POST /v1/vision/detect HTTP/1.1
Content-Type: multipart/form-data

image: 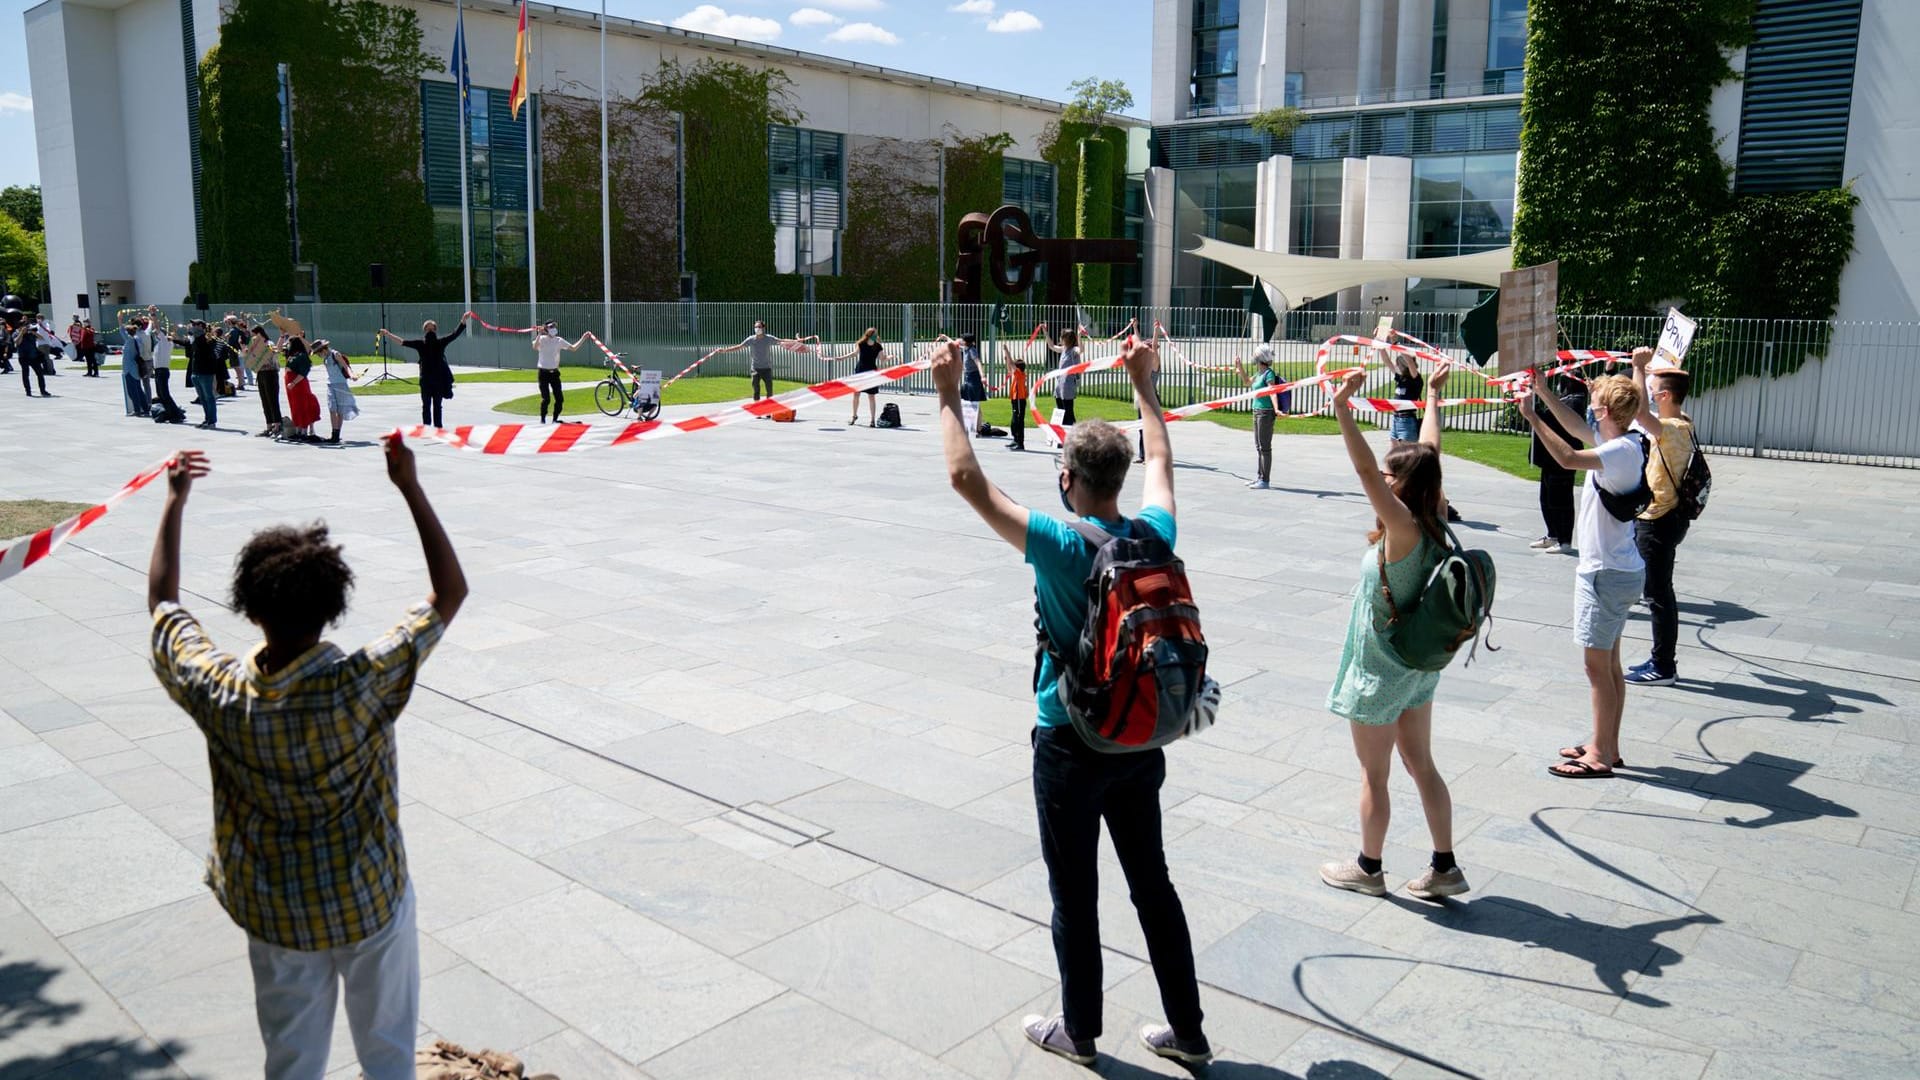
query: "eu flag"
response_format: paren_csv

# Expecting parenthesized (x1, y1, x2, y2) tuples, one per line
(450, 8, 470, 116)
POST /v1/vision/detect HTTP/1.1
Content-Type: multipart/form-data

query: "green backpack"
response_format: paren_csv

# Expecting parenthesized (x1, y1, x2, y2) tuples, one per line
(1376, 525, 1498, 672)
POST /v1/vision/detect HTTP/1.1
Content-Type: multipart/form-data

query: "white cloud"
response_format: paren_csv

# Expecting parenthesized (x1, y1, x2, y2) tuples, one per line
(826, 21, 899, 44)
(672, 5, 782, 40)
(809, 0, 884, 10)
(790, 7, 841, 26)
(950, 0, 995, 12)
(0, 93, 31, 115)
(987, 10, 1042, 32)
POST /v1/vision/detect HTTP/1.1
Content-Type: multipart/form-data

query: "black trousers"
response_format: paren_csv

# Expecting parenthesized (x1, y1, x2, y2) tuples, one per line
(538, 368, 564, 419)
(1059, 398, 1077, 426)
(1538, 461, 1575, 543)
(1010, 397, 1027, 447)
(84, 348, 101, 375)
(421, 392, 444, 427)
(1635, 511, 1691, 671)
(258, 369, 283, 426)
(19, 353, 46, 395)
(1032, 724, 1204, 1042)
(752, 368, 774, 400)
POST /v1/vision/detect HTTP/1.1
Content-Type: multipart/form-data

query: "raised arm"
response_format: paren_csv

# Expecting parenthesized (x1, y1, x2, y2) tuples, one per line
(1513, 388, 1603, 472)
(1628, 346, 1662, 435)
(383, 434, 467, 624)
(1130, 342, 1175, 518)
(1332, 372, 1417, 543)
(933, 340, 1029, 551)
(1535, 369, 1597, 447)
(147, 452, 211, 612)
(568, 334, 589, 351)
(1419, 362, 1449, 450)
(442, 321, 466, 344)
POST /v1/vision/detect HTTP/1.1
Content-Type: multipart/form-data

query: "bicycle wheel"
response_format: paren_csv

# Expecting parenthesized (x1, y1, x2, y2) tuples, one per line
(593, 379, 626, 417)
(638, 399, 661, 421)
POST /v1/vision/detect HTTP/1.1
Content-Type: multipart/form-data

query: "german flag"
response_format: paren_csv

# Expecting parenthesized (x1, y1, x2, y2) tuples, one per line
(509, 0, 529, 119)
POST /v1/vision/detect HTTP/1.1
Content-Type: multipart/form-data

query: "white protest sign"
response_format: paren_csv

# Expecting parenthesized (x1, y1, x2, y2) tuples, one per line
(638, 369, 662, 402)
(1654, 308, 1697, 369)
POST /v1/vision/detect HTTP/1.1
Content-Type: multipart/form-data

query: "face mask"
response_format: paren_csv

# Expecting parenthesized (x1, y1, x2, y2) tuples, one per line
(1058, 472, 1075, 514)
(1585, 407, 1598, 430)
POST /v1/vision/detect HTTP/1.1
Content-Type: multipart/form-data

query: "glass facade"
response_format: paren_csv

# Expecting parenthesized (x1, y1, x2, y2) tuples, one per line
(1002, 158, 1057, 237)
(1408, 151, 1515, 257)
(1289, 160, 1343, 259)
(1485, 0, 1527, 92)
(1190, 0, 1239, 114)
(421, 81, 533, 299)
(769, 124, 845, 277)
(1174, 164, 1255, 308)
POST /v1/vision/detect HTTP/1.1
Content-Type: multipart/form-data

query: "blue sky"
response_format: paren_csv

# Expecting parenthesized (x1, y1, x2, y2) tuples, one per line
(0, 0, 1151, 192)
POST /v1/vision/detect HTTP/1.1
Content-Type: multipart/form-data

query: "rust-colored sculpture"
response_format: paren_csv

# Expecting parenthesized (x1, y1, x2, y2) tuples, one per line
(952, 205, 1139, 305)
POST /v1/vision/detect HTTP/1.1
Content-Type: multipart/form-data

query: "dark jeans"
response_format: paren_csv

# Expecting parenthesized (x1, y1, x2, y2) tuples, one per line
(1253, 409, 1276, 482)
(84, 348, 101, 376)
(421, 392, 444, 428)
(20, 353, 46, 394)
(752, 368, 774, 400)
(1059, 398, 1077, 426)
(191, 373, 218, 425)
(538, 368, 564, 420)
(1635, 511, 1691, 671)
(1539, 461, 1575, 544)
(258, 369, 283, 427)
(1010, 397, 1026, 447)
(1032, 724, 1204, 1042)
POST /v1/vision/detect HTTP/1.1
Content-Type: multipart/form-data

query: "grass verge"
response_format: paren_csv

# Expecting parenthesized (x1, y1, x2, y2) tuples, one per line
(491, 376, 809, 417)
(0, 500, 93, 542)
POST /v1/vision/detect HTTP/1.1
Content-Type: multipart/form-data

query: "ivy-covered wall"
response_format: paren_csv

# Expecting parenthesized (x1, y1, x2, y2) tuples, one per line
(1514, 0, 1858, 327)
(535, 89, 680, 301)
(1041, 120, 1128, 303)
(1074, 138, 1115, 306)
(818, 135, 940, 303)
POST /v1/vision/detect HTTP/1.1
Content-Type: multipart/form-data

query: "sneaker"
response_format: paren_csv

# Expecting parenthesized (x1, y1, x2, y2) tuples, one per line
(1319, 860, 1387, 896)
(1404, 866, 1471, 900)
(1140, 1025, 1213, 1064)
(1529, 536, 1558, 549)
(1022, 1014, 1094, 1065)
(1626, 664, 1677, 687)
(1007, 443, 1022, 451)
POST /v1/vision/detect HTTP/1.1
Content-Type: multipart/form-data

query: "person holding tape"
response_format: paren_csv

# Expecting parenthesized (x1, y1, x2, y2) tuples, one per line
(380, 317, 466, 428)
(1047, 329, 1081, 427)
(1625, 348, 1697, 688)
(532, 322, 586, 424)
(831, 328, 887, 427)
(1321, 364, 1470, 900)
(715, 320, 783, 402)
(1240, 346, 1283, 489)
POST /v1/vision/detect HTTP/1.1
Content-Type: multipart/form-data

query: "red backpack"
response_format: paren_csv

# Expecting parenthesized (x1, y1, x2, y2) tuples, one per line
(1037, 521, 1219, 752)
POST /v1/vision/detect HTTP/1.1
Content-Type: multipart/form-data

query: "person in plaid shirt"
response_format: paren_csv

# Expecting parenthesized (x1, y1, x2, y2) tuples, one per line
(147, 435, 466, 1079)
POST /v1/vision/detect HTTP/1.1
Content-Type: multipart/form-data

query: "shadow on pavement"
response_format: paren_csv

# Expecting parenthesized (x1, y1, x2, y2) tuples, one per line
(0, 954, 185, 1078)
(1626, 750, 1860, 830)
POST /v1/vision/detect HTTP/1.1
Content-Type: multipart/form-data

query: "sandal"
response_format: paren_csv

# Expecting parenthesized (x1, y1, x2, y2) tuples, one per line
(1557, 744, 1624, 767)
(1548, 759, 1616, 779)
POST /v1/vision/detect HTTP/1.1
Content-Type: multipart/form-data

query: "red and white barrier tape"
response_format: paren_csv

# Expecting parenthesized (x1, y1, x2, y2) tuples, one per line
(1026, 368, 1358, 448)
(0, 459, 172, 585)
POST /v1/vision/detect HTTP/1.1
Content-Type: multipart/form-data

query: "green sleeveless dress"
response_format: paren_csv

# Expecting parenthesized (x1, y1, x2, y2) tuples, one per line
(1327, 533, 1445, 725)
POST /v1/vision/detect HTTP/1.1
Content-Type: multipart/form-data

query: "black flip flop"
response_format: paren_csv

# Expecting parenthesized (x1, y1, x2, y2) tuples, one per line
(1548, 759, 1616, 779)
(1557, 744, 1624, 767)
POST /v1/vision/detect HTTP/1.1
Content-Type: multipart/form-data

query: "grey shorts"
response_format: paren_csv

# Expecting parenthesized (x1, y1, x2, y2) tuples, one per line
(1574, 568, 1646, 649)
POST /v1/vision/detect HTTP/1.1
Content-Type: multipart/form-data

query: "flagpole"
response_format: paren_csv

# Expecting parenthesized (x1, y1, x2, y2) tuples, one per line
(526, 15, 537, 325)
(599, 0, 612, 344)
(455, 0, 474, 317)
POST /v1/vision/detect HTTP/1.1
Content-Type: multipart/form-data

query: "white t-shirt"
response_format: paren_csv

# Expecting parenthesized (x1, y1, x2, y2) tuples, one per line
(1576, 431, 1649, 574)
(535, 334, 566, 370)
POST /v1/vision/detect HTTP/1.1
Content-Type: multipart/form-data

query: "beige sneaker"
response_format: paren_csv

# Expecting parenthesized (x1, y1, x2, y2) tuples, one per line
(1404, 866, 1471, 900)
(1319, 860, 1387, 896)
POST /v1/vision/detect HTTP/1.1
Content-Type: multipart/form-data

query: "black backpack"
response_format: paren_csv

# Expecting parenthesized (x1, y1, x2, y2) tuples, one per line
(1595, 432, 1654, 522)
(876, 402, 902, 428)
(1657, 434, 1713, 521)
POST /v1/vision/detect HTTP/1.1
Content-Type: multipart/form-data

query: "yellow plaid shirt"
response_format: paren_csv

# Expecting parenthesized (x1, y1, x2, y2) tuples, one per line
(150, 601, 445, 951)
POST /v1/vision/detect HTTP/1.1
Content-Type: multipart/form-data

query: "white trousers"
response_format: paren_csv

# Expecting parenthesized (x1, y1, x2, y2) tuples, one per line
(246, 884, 419, 1080)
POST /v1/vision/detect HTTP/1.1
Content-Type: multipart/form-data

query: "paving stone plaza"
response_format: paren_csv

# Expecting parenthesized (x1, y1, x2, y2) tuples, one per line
(3, 369, 1918, 1079)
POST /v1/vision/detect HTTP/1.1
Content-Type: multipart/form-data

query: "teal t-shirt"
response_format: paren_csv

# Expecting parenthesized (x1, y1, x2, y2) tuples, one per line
(1024, 505, 1177, 727)
(1250, 366, 1281, 411)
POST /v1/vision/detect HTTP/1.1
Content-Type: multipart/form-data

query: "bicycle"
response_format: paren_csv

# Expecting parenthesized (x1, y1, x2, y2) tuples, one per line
(593, 358, 662, 420)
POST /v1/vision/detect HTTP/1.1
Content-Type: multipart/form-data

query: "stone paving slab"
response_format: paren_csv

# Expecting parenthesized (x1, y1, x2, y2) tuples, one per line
(4, 373, 1920, 1077)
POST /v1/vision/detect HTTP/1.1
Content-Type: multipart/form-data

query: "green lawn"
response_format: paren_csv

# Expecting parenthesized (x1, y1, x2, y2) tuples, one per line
(354, 364, 611, 396)
(0, 500, 92, 542)
(491, 375, 809, 417)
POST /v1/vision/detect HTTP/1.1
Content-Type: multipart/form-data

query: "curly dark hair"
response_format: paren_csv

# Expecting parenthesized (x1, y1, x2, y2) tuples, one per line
(230, 523, 354, 640)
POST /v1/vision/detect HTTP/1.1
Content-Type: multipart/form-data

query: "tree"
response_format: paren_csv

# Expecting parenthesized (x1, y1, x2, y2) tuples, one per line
(1249, 106, 1306, 141)
(1061, 78, 1133, 127)
(0, 213, 47, 297)
(0, 185, 42, 234)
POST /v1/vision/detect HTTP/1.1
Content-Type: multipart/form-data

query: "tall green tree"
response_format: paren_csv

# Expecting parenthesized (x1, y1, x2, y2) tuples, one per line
(0, 213, 47, 296)
(0, 185, 42, 234)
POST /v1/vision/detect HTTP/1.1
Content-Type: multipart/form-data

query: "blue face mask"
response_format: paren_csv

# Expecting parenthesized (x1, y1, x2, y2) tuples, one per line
(1586, 407, 1599, 430)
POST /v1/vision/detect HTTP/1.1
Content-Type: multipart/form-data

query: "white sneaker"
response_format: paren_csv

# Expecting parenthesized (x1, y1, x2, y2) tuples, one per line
(1319, 859, 1387, 896)
(1529, 536, 1558, 549)
(1537, 540, 1566, 554)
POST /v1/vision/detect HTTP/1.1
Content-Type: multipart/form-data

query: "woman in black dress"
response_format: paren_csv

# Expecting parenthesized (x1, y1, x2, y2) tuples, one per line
(834, 327, 886, 427)
(380, 317, 466, 427)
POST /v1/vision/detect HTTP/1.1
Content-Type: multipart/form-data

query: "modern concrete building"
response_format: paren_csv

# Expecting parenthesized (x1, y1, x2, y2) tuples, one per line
(25, 0, 1088, 326)
(1143, 0, 1918, 326)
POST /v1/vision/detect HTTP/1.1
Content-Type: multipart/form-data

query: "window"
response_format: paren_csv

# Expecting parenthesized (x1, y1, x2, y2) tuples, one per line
(1484, 0, 1527, 92)
(1173, 165, 1256, 307)
(1190, 0, 1238, 114)
(1290, 160, 1343, 259)
(769, 124, 845, 276)
(1003, 158, 1057, 237)
(1284, 72, 1304, 108)
(1408, 151, 1515, 258)
(1428, 0, 1449, 96)
(1735, 0, 1863, 193)
(420, 81, 536, 289)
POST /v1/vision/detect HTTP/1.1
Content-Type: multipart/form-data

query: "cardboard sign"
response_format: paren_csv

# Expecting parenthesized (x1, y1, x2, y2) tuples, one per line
(1653, 308, 1697, 370)
(638, 369, 662, 403)
(1496, 261, 1558, 375)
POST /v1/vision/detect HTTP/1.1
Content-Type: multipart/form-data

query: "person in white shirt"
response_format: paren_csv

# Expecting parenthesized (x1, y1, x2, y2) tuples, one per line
(1518, 370, 1649, 780)
(531, 322, 586, 424)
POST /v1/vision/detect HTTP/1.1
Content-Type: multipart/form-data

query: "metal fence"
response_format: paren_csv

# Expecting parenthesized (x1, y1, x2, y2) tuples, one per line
(111, 300, 1920, 466)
